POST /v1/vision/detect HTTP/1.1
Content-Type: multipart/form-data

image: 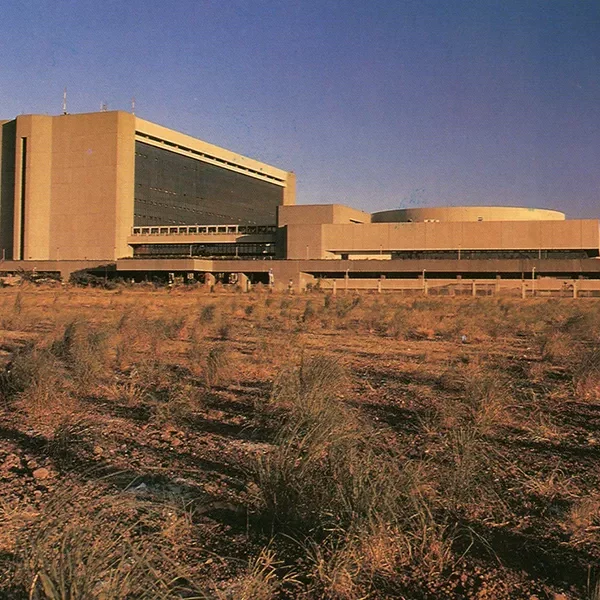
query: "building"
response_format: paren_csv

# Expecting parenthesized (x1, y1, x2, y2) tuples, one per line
(0, 111, 295, 262)
(1, 110, 599, 295)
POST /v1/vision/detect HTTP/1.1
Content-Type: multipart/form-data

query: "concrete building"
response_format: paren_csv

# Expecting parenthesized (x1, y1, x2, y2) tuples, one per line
(0, 111, 295, 262)
(0, 110, 599, 295)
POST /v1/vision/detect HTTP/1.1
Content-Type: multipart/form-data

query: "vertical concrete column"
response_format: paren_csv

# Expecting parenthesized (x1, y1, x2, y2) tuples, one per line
(237, 272, 250, 292)
(472, 281, 476, 297)
(204, 273, 216, 290)
(332, 280, 337, 295)
(573, 280, 578, 299)
(377, 279, 382, 294)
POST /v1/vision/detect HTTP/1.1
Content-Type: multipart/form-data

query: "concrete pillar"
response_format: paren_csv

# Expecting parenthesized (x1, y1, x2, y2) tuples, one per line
(332, 280, 337, 295)
(573, 280, 578, 299)
(377, 279, 382, 294)
(236, 272, 250, 292)
(471, 281, 476, 297)
(204, 273, 216, 290)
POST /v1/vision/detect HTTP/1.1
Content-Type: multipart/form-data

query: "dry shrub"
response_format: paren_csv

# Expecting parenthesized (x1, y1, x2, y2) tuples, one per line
(151, 315, 187, 341)
(254, 354, 440, 582)
(198, 303, 218, 324)
(540, 330, 578, 365)
(218, 546, 298, 600)
(573, 345, 600, 402)
(51, 320, 112, 390)
(429, 366, 512, 434)
(260, 354, 348, 431)
(217, 317, 233, 341)
(522, 467, 577, 503)
(462, 368, 513, 433)
(47, 415, 90, 465)
(525, 411, 563, 443)
(13, 483, 202, 600)
(565, 494, 600, 537)
(205, 346, 229, 388)
(152, 382, 203, 426)
(187, 326, 207, 376)
(437, 426, 506, 519)
(0, 343, 78, 427)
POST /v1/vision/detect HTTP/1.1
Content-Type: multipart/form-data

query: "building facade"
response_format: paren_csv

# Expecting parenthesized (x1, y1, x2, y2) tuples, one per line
(0, 111, 295, 261)
(0, 110, 599, 294)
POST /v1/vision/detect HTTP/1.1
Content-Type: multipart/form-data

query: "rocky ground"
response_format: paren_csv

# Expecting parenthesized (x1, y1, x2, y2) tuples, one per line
(0, 286, 599, 599)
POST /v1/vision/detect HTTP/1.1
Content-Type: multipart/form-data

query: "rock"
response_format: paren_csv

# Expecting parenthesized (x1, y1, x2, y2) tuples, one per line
(171, 438, 183, 447)
(93, 445, 104, 456)
(32, 467, 50, 481)
(1, 453, 22, 472)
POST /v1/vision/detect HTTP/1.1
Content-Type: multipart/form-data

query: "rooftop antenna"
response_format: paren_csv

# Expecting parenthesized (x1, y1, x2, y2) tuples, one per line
(100, 101, 108, 112)
(131, 97, 136, 115)
(62, 88, 67, 115)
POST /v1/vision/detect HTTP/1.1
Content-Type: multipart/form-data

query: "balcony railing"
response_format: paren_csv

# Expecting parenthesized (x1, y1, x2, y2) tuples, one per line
(131, 224, 277, 236)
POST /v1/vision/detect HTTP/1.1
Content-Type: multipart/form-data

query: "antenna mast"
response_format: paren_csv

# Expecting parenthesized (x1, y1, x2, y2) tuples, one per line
(131, 97, 136, 115)
(62, 88, 67, 114)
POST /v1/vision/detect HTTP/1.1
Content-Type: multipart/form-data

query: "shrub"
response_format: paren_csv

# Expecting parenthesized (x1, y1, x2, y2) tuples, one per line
(51, 321, 111, 389)
(0, 343, 66, 411)
(199, 303, 217, 324)
(573, 345, 600, 402)
(14, 484, 202, 600)
(205, 346, 228, 388)
(255, 355, 428, 538)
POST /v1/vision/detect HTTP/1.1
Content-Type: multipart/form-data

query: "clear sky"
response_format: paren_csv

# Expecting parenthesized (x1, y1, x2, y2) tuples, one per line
(1, 0, 598, 217)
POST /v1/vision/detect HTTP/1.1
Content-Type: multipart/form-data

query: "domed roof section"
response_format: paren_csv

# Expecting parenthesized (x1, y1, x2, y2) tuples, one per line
(371, 206, 565, 223)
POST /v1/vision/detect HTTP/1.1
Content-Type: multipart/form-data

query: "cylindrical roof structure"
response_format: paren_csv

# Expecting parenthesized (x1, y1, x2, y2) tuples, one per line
(371, 206, 565, 223)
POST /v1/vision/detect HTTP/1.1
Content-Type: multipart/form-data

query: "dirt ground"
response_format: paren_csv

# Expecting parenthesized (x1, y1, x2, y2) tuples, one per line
(0, 285, 599, 599)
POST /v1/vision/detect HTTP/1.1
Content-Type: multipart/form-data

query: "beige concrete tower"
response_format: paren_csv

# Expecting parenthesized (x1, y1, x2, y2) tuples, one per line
(0, 111, 295, 261)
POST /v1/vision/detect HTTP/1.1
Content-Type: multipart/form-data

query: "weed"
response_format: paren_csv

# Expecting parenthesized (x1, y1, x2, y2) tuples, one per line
(573, 344, 600, 401)
(152, 382, 203, 425)
(199, 303, 217, 324)
(205, 346, 228, 388)
(15, 484, 203, 600)
(47, 416, 89, 465)
(219, 546, 298, 600)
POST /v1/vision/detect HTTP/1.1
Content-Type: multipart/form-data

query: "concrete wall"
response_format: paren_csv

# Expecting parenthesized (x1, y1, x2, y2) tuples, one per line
(48, 111, 136, 260)
(313, 220, 600, 258)
(278, 204, 371, 227)
(372, 206, 566, 223)
(8, 112, 134, 260)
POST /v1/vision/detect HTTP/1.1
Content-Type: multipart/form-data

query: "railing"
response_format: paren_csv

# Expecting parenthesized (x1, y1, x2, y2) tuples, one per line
(131, 224, 277, 236)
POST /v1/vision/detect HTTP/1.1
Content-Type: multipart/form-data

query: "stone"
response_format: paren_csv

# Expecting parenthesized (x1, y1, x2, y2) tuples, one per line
(32, 467, 50, 481)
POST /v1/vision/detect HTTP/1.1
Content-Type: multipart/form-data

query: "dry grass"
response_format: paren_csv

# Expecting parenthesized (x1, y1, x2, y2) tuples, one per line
(14, 484, 203, 600)
(0, 286, 599, 599)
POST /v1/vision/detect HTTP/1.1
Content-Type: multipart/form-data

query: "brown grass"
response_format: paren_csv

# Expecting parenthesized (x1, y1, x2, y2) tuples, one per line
(0, 286, 598, 599)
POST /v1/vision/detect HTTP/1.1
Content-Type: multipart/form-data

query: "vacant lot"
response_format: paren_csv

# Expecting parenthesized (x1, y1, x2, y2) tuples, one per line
(0, 285, 599, 599)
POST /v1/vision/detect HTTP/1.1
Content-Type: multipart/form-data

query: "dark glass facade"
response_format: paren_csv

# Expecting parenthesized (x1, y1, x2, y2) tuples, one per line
(132, 242, 275, 258)
(134, 141, 284, 227)
(389, 249, 597, 260)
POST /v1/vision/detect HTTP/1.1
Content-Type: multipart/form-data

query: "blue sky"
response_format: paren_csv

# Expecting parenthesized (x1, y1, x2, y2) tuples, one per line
(1, 0, 599, 216)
